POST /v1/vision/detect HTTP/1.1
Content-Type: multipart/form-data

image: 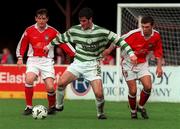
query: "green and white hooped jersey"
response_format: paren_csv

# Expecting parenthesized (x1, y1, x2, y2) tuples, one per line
(51, 24, 134, 61)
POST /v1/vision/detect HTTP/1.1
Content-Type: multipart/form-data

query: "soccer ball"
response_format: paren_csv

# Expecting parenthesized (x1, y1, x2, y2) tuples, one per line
(32, 105, 48, 119)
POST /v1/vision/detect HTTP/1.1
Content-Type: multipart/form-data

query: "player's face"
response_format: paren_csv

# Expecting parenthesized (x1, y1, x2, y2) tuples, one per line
(79, 17, 92, 30)
(141, 23, 153, 37)
(35, 14, 48, 29)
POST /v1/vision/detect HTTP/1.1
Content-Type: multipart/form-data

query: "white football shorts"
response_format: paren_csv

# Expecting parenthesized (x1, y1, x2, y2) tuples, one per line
(67, 59, 102, 81)
(122, 61, 151, 81)
(26, 57, 55, 79)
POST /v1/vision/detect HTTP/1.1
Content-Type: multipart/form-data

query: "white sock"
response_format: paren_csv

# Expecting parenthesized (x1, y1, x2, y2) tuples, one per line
(56, 87, 65, 108)
(95, 98, 105, 116)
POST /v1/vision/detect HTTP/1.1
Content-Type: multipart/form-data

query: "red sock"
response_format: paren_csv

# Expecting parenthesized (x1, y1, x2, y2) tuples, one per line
(47, 91, 55, 108)
(139, 89, 151, 107)
(128, 94, 136, 110)
(25, 86, 33, 107)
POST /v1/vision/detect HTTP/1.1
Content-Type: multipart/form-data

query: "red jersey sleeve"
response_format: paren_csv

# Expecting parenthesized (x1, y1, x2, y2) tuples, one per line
(153, 34, 163, 58)
(16, 30, 29, 58)
(58, 43, 75, 58)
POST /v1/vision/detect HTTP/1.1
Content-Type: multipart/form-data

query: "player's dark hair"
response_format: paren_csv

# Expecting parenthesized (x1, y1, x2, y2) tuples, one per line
(36, 8, 49, 17)
(141, 16, 154, 26)
(78, 7, 93, 20)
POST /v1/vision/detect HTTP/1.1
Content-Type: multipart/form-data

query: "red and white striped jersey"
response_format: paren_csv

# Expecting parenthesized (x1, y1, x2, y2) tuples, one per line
(121, 28, 163, 63)
(16, 23, 75, 59)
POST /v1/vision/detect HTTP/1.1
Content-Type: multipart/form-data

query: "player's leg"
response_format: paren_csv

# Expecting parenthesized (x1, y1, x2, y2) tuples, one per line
(126, 79, 138, 119)
(82, 60, 106, 119)
(44, 77, 56, 114)
(138, 75, 152, 119)
(82, 60, 107, 119)
(55, 61, 79, 111)
(90, 79, 107, 120)
(23, 72, 37, 115)
(137, 63, 152, 119)
(122, 69, 138, 119)
(23, 57, 40, 115)
(56, 71, 77, 111)
(39, 58, 56, 114)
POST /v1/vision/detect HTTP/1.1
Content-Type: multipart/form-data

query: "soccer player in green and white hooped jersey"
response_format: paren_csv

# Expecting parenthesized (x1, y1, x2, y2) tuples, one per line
(44, 7, 137, 119)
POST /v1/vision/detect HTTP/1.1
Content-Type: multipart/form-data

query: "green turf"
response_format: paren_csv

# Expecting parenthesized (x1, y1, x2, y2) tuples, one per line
(0, 99, 180, 129)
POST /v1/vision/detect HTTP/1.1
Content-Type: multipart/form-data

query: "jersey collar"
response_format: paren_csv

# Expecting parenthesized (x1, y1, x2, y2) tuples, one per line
(140, 28, 154, 37)
(35, 23, 49, 31)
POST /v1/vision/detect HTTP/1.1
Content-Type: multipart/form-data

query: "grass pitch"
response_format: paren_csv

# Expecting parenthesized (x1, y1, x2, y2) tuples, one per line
(0, 99, 180, 129)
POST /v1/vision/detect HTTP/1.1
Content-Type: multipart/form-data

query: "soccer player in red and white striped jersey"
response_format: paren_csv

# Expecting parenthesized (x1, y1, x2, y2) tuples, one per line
(16, 8, 75, 115)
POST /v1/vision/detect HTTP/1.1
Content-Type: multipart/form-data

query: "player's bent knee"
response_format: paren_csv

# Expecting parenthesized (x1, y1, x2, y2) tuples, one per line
(144, 86, 152, 92)
(46, 85, 55, 92)
(25, 80, 34, 85)
(95, 93, 104, 99)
